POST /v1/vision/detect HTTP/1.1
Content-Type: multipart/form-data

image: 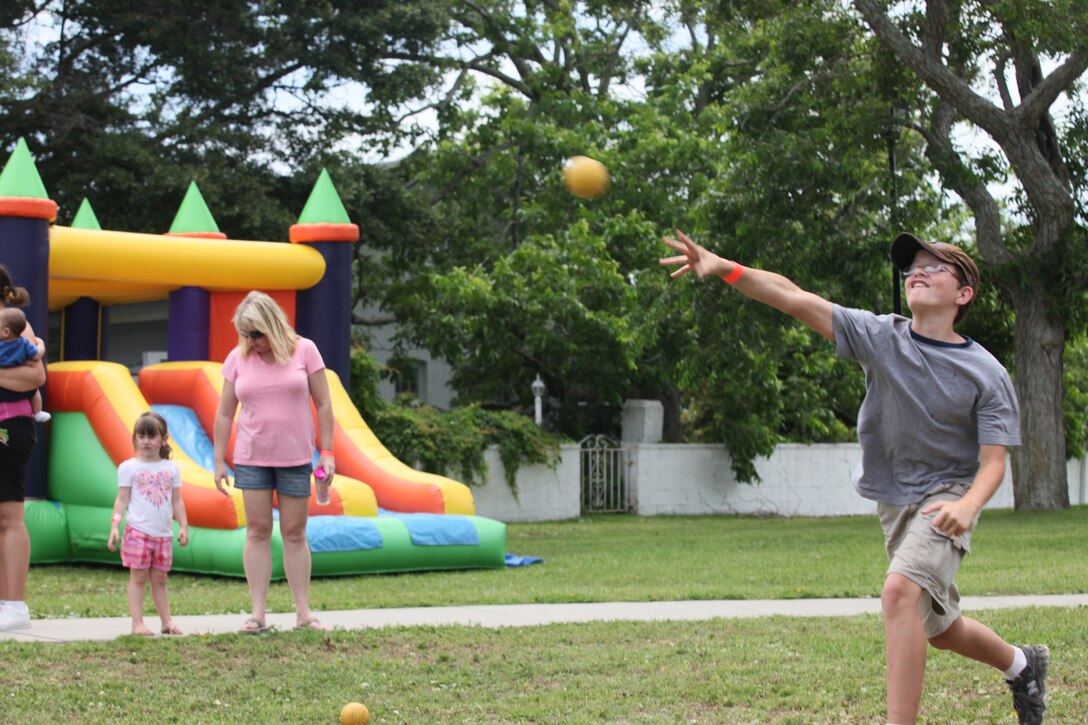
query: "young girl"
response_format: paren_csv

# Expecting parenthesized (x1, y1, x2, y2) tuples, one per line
(107, 411, 189, 636)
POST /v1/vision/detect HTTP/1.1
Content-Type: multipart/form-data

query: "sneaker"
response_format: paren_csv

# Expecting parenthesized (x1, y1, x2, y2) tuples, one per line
(0, 604, 32, 631)
(33, 410, 51, 423)
(1006, 644, 1049, 725)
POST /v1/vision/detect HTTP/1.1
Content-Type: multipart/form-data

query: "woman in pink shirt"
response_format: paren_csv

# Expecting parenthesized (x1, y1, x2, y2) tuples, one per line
(213, 291, 335, 633)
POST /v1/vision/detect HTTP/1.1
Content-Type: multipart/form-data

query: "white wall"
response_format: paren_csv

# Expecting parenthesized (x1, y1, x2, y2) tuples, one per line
(469, 441, 1088, 523)
(471, 444, 582, 522)
(629, 443, 872, 517)
(630, 443, 1020, 517)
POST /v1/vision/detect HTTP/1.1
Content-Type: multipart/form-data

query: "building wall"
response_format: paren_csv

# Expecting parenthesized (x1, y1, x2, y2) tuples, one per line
(356, 302, 455, 409)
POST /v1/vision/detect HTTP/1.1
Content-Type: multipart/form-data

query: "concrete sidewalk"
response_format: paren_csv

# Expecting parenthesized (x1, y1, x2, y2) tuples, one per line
(2, 593, 1085, 643)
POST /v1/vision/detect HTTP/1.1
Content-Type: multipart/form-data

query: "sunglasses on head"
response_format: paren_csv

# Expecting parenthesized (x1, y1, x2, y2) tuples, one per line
(243, 330, 265, 340)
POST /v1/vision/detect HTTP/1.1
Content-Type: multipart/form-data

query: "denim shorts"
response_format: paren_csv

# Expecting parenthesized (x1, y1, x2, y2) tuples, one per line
(233, 463, 313, 498)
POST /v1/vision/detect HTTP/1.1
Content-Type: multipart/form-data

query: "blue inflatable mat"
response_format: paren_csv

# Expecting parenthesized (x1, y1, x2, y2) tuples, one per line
(379, 510, 479, 546)
(307, 516, 383, 553)
(504, 553, 543, 567)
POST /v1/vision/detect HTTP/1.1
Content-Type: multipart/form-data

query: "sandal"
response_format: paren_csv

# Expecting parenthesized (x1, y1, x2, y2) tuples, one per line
(295, 617, 330, 632)
(161, 622, 184, 636)
(239, 617, 270, 634)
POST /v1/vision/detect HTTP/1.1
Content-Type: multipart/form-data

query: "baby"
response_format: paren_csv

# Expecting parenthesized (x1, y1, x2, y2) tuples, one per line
(0, 307, 50, 423)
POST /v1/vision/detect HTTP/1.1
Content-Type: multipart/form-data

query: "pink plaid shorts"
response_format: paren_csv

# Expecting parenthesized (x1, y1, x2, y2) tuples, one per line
(120, 526, 173, 572)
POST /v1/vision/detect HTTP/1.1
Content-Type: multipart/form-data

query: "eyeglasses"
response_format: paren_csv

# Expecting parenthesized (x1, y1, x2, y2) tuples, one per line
(243, 330, 265, 340)
(903, 263, 960, 280)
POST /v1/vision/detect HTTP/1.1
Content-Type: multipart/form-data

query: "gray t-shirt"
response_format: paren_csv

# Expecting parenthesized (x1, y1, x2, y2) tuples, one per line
(832, 305, 1021, 505)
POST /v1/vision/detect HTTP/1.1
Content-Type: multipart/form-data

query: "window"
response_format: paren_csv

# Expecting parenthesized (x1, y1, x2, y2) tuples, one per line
(394, 359, 425, 398)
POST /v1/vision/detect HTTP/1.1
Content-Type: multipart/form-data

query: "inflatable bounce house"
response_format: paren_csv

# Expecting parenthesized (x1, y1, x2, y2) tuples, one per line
(0, 138, 505, 578)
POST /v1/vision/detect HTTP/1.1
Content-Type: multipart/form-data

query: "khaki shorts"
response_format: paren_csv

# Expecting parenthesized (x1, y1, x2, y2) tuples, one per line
(877, 484, 975, 638)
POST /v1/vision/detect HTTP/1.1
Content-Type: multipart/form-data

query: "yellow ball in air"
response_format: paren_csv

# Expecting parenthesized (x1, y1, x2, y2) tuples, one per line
(562, 155, 610, 199)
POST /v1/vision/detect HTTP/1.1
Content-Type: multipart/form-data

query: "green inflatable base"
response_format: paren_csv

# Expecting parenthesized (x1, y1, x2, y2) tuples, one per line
(27, 500, 506, 579)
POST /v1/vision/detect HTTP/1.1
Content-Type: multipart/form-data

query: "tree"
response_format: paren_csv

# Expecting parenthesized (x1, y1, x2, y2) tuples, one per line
(854, 0, 1088, 510)
(369, 0, 958, 478)
(650, 0, 955, 478)
(9, 0, 1073, 491)
(366, 1, 708, 439)
(0, 0, 449, 236)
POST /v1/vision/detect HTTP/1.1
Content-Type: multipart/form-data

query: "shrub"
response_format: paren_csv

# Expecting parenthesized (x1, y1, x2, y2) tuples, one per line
(347, 346, 560, 493)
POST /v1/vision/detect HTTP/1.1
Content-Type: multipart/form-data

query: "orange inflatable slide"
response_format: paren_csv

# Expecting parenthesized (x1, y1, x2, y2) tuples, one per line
(34, 361, 505, 578)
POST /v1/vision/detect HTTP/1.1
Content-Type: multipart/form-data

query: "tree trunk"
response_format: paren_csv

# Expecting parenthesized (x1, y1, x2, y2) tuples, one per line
(1009, 285, 1069, 510)
(661, 387, 684, 443)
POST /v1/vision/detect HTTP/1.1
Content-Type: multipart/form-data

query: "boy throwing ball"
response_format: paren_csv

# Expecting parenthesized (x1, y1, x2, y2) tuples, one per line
(661, 230, 1048, 724)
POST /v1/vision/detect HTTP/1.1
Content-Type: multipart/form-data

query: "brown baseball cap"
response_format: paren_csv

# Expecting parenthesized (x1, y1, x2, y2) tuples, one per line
(889, 232, 979, 291)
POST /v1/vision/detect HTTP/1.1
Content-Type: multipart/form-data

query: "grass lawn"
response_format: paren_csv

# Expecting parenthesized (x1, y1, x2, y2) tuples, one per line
(26, 507, 1088, 618)
(5, 508, 1088, 723)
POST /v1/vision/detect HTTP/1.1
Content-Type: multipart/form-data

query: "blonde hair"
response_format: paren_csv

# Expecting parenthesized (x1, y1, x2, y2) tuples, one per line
(132, 411, 172, 460)
(232, 291, 299, 364)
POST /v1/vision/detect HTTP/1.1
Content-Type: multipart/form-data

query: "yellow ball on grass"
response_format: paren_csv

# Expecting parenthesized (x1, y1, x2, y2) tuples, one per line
(562, 155, 610, 199)
(340, 701, 370, 725)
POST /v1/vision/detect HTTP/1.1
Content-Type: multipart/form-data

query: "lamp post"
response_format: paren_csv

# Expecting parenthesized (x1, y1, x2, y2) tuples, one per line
(885, 99, 909, 316)
(531, 374, 546, 426)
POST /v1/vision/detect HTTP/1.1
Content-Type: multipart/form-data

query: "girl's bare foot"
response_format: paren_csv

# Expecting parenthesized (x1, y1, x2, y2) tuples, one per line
(161, 621, 183, 635)
(131, 623, 154, 637)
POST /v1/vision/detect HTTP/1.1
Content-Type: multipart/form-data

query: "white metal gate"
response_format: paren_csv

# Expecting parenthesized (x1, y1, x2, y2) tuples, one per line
(579, 434, 629, 513)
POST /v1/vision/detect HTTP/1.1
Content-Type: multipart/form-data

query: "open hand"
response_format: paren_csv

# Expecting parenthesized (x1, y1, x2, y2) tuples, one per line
(659, 230, 725, 279)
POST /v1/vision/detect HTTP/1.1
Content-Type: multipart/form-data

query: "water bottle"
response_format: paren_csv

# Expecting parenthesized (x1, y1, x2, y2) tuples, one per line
(314, 466, 330, 506)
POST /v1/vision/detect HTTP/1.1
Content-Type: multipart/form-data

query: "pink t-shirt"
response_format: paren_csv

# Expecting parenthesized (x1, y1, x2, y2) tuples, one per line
(222, 337, 325, 467)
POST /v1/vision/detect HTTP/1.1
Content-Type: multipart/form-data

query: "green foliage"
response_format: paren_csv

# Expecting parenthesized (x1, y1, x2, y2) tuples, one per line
(346, 340, 389, 419)
(5, 0, 1085, 491)
(0, 0, 449, 238)
(1065, 334, 1088, 460)
(347, 346, 559, 491)
(654, 1, 944, 477)
(375, 0, 942, 477)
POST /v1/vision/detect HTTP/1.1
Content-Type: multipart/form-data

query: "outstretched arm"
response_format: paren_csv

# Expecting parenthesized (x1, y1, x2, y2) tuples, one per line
(660, 230, 835, 342)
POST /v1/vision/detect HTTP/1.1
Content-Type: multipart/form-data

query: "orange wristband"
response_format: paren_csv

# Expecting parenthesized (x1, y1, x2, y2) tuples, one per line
(721, 263, 746, 284)
(319, 449, 334, 458)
